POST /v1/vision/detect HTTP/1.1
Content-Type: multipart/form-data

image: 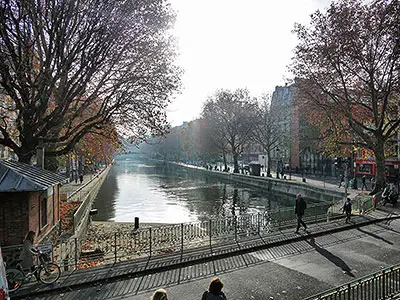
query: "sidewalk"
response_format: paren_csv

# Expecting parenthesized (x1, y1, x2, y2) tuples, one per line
(11, 204, 400, 299)
(60, 173, 100, 199)
(57, 167, 111, 206)
(268, 170, 365, 197)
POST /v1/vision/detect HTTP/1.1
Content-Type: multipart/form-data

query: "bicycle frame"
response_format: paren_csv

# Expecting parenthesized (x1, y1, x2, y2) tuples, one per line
(7, 251, 61, 292)
(14, 264, 40, 283)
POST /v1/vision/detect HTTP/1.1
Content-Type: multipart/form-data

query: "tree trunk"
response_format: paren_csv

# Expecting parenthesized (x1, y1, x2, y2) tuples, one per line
(372, 140, 386, 194)
(267, 150, 271, 176)
(233, 152, 239, 173)
(223, 152, 227, 171)
(45, 156, 59, 172)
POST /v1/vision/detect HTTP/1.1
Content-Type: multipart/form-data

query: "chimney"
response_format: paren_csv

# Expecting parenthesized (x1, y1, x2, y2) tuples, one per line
(36, 137, 45, 169)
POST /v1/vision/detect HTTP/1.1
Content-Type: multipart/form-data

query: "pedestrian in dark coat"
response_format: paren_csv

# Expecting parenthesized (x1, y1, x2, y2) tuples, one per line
(342, 198, 352, 223)
(295, 193, 307, 233)
(361, 175, 367, 190)
(201, 277, 227, 300)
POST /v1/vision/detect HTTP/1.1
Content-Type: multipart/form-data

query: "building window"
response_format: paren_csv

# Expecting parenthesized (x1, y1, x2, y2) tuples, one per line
(41, 197, 47, 228)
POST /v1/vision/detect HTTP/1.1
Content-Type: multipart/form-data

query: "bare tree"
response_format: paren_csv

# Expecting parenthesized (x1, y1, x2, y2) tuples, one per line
(291, 0, 400, 192)
(0, 0, 181, 163)
(252, 95, 287, 176)
(201, 89, 258, 173)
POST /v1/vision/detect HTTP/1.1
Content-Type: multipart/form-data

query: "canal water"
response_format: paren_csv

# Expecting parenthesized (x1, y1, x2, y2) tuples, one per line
(92, 157, 302, 224)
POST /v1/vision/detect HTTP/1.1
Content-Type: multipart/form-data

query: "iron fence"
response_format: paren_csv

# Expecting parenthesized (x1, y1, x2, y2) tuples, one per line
(2, 201, 339, 271)
(52, 202, 332, 270)
(304, 264, 400, 300)
(67, 167, 108, 202)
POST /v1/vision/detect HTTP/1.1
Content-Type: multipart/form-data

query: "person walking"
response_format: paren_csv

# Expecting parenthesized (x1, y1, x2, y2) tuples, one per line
(295, 193, 307, 233)
(342, 198, 352, 223)
(338, 173, 345, 188)
(201, 277, 227, 300)
(361, 175, 367, 190)
(151, 288, 168, 300)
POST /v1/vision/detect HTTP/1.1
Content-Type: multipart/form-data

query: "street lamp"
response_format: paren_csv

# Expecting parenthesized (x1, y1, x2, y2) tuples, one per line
(276, 148, 280, 178)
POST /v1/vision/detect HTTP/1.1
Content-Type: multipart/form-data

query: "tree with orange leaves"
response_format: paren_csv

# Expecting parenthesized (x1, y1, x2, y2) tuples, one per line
(73, 123, 122, 167)
(291, 0, 400, 193)
(0, 0, 181, 165)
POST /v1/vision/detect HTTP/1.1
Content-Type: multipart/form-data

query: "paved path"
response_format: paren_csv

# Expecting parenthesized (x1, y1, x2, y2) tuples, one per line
(60, 172, 102, 198)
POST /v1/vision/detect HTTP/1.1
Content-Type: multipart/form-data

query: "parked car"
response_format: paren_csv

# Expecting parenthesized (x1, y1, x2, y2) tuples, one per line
(0, 247, 10, 300)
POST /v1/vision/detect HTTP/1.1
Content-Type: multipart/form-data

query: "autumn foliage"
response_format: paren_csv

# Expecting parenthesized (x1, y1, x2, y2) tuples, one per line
(291, 0, 400, 191)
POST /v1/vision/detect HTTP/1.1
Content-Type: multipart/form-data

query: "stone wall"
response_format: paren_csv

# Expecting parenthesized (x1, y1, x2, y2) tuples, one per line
(174, 163, 345, 204)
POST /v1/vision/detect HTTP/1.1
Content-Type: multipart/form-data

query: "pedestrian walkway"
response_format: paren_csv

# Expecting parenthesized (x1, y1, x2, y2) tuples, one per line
(10, 203, 400, 299)
(60, 172, 100, 198)
(57, 167, 109, 205)
(268, 170, 363, 198)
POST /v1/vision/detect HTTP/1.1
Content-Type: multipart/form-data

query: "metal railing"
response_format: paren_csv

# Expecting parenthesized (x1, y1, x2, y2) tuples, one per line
(2, 201, 338, 271)
(327, 194, 376, 217)
(54, 202, 332, 269)
(72, 177, 103, 232)
(67, 167, 108, 202)
(304, 264, 400, 300)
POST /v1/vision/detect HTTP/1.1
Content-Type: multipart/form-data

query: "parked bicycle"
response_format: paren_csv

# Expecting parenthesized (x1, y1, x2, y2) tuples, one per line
(6, 250, 61, 292)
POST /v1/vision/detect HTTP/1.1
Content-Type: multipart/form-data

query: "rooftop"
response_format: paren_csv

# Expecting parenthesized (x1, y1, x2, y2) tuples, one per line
(0, 159, 67, 192)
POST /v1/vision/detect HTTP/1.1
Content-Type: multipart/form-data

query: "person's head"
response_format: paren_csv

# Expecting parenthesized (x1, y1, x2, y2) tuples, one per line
(25, 231, 35, 243)
(347, 198, 351, 202)
(296, 193, 301, 199)
(209, 277, 224, 295)
(151, 288, 168, 300)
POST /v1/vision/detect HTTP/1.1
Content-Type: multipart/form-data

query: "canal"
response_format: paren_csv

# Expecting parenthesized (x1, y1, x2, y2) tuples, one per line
(92, 157, 309, 224)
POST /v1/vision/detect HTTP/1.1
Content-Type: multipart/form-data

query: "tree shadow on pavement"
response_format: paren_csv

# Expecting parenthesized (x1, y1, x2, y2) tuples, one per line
(357, 227, 393, 245)
(306, 236, 355, 277)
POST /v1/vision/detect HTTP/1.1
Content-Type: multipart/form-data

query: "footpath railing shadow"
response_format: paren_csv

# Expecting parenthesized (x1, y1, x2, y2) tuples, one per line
(304, 263, 400, 300)
(130, 219, 398, 297)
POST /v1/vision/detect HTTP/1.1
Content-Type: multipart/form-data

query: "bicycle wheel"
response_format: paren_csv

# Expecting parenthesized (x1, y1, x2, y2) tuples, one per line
(38, 263, 61, 284)
(6, 268, 24, 292)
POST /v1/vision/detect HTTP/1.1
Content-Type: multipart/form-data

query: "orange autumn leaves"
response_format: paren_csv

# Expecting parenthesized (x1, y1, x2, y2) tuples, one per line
(73, 124, 122, 166)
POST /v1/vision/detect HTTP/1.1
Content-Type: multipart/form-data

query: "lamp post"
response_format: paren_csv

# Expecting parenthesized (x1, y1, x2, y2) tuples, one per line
(276, 148, 280, 178)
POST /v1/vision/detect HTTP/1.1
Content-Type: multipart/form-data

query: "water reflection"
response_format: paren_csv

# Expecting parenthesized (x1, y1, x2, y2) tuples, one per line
(93, 157, 295, 224)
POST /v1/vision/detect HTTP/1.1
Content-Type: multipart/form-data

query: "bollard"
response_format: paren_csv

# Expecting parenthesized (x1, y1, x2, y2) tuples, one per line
(134, 217, 139, 229)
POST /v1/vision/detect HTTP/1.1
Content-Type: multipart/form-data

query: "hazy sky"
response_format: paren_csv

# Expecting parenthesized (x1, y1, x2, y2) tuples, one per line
(167, 0, 332, 127)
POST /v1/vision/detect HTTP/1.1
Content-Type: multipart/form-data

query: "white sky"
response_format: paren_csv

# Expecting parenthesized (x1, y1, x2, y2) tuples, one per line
(167, 0, 332, 127)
